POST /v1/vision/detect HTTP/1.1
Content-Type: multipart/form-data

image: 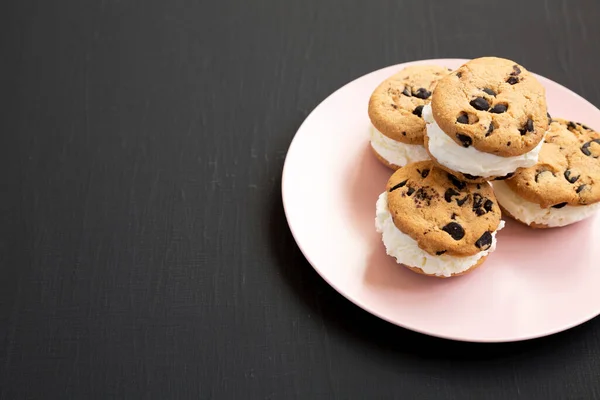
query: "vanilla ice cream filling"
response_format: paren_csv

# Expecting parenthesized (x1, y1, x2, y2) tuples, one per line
(493, 181, 600, 227)
(423, 104, 543, 177)
(370, 125, 430, 167)
(375, 192, 504, 277)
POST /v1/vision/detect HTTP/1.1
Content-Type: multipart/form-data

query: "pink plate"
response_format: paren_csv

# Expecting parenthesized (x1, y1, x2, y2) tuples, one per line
(281, 58, 600, 342)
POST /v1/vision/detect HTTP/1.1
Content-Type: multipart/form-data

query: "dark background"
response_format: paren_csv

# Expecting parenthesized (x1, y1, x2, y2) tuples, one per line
(2, 0, 600, 398)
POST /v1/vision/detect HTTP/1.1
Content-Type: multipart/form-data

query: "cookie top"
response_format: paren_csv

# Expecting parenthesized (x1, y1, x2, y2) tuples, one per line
(385, 160, 502, 257)
(368, 65, 451, 144)
(430, 57, 548, 157)
(505, 118, 600, 207)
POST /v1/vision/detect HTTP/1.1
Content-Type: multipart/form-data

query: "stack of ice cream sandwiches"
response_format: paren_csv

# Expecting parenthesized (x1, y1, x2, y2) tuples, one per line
(369, 57, 600, 278)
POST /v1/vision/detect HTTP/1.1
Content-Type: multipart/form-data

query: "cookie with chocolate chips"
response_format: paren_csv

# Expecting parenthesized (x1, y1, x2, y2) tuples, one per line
(504, 118, 600, 208)
(368, 65, 451, 144)
(385, 161, 502, 257)
(430, 57, 548, 157)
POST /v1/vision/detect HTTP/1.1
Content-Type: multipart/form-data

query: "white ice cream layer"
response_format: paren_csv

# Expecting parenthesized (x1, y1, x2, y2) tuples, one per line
(370, 125, 430, 167)
(423, 104, 543, 177)
(375, 192, 504, 277)
(493, 181, 600, 227)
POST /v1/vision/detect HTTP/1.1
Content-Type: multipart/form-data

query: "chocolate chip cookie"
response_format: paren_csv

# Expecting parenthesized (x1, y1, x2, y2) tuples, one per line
(368, 65, 451, 144)
(504, 118, 600, 208)
(430, 57, 548, 157)
(386, 161, 502, 257)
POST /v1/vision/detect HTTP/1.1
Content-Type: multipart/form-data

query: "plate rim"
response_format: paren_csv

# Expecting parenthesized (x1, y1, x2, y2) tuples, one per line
(281, 58, 600, 343)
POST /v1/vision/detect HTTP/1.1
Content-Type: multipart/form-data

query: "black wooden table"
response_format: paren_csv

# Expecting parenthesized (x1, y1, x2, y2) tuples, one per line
(3, 1, 600, 398)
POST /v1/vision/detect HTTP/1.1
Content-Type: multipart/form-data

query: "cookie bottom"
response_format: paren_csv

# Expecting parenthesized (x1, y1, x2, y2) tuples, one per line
(370, 143, 401, 170)
(499, 205, 549, 229)
(402, 254, 489, 278)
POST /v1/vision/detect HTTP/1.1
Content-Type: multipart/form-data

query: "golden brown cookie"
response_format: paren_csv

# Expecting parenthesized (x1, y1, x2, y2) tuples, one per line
(504, 118, 600, 208)
(368, 65, 451, 144)
(385, 161, 502, 257)
(430, 57, 548, 157)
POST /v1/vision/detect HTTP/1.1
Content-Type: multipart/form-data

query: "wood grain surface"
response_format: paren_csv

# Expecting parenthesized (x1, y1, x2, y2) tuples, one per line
(2, 0, 600, 398)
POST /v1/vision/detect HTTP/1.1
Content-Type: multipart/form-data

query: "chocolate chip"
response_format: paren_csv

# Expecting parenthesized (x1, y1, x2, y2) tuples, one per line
(506, 141, 511, 146)
(406, 187, 416, 196)
(511, 65, 522, 75)
(482, 88, 496, 96)
(451, 213, 457, 220)
(576, 185, 586, 193)
(506, 76, 519, 85)
(414, 188, 428, 200)
(456, 133, 472, 147)
(389, 180, 407, 192)
(484, 199, 494, 213)
(535, 169, 551, 183)
(442, 222, 465, 241)
(402, 87, 411, 97)
(444, 188, 459, 202)
(547, 111, 552, 124)
(412, 105, 424, 117)
(568, 121, 577, 130)
(413, 187, 437, 207)
(402, 132, 407, 136)
(490, 104, 507, 114)
(475, 231, 493, 250)
(495, 173, 514, 180)
(582, 124, 591, 130)
(582, 139, 600, 157)
(471, 195, 492, 215)
(470, 97, 489, 111)
(414, 88, 432, 99)
(457, 113, 469, 124)
(463, 173, 480, 180)
(391, 104, 398, 109)
(526, 118, 534, 132)
(447, 174, 466, 190)
(519, 118, 534, 135)
(472, 193, 483, 210)
(420, 169, 430, 178)
(485, 124, 494, 137)
(456, 195, 469, 206)
(552, 202, 568, 209)
(456, 72, 462, 78)
(436, 250, 447, 256)
(564, 170, 580, 184)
